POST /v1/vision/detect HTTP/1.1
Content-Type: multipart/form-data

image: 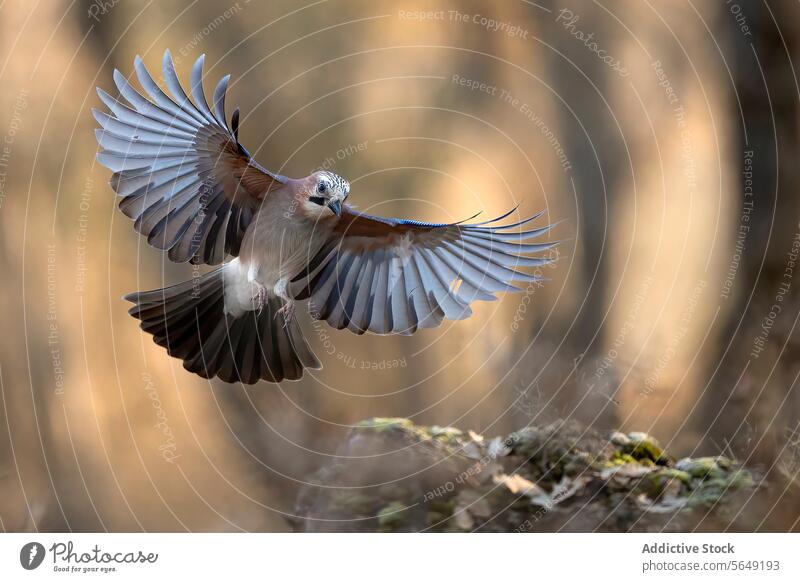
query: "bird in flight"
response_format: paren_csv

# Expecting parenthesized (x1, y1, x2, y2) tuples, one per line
(93, 50, 556, 384)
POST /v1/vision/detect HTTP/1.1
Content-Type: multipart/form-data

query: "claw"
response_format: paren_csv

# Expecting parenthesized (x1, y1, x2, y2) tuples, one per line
(252, 283, 268, 315)
(276, 300, 295, 328)
(272, 277, 295, 327)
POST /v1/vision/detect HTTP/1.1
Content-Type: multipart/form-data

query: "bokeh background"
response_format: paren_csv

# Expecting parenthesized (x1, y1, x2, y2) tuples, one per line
(1, 0, 800, 531)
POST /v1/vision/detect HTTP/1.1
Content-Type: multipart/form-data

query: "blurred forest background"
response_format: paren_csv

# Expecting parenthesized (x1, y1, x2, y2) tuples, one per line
(1, 0, 799, 531)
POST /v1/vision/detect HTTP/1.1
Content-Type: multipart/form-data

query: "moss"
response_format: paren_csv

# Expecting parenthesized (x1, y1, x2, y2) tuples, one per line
(377, 501, 409, 532)
(356, 418, 468, 449)
(427, 498, 456, 518)
(689, 480, 731, 506)
(328, 491, 375, 515)
(377, 484, 407, 500)
(563, 451, 594, 475)
(677, 457, 729, 480)
(658, 468, 692, 485)
(420, 501, 457, 531)
(624, 433, 668, 464)
(727, 469, 754, 489)
(297, 417, 760, 532)
(428, 425, 463, 442)
(356, 417, 414, 432)
(511, 439, 539, 459)
(612, 452, 639, 465)
(685, 465, 754, 507)
(426, 511, 449, 528)
(642, 468, 692, 498)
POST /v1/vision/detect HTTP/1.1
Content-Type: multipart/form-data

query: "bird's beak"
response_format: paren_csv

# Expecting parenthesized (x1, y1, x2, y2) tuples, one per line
(328, 199, 342, 217)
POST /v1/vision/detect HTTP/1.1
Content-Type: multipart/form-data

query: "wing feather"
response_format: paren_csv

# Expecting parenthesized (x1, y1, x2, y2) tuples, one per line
(368, 250, 391, 334)
(293, 207, 556, 335)
(94, 50, 287, 265)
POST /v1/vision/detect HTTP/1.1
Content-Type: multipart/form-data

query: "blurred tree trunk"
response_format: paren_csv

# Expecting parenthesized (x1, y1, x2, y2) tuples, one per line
(699, 1, 800, 475)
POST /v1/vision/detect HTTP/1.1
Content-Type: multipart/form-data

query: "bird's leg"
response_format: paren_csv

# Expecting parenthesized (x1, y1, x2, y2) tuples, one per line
(277, 302, 295, 327)
(247, 263, 268, 314)
(253, 285, 269, 315)
(274, 277, 295, 327)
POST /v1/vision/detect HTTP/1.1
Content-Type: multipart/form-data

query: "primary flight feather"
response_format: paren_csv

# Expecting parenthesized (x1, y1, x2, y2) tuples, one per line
(94, 50, 556, 384)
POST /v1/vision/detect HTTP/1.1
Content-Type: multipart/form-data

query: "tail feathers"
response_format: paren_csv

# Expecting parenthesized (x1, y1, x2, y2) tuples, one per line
(125, 268, 320, 384)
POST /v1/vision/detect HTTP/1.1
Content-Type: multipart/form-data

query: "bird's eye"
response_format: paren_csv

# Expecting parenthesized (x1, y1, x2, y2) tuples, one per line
(308, 196, 325, 206)
(317, 182, 327, 193)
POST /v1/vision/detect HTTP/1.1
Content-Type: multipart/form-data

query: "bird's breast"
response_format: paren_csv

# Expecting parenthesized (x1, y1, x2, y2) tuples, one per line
(240, 197, 332, 290)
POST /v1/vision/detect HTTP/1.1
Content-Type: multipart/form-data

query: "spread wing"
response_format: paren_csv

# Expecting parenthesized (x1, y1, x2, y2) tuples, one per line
(290, 206, 556, 335)
(93, 50, 286, 265)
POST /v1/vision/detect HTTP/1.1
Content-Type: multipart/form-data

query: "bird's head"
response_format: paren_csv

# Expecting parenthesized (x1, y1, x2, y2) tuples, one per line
(301, 171, 350, 218)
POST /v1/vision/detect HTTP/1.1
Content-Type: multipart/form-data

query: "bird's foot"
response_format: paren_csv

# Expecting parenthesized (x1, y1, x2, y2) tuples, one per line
(252, 283, 269, 315)
(276, 300, 295, 328)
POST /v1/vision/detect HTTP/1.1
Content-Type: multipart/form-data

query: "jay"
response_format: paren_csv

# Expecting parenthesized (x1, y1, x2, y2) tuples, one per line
(93, 50, 556, 384)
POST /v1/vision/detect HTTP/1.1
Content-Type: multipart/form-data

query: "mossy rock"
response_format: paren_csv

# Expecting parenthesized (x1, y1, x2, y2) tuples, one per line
(355, 417, 415, 432)
(619, 432, 670, 464)
(293, 417, 760, 532)
(377, 501, 410, 532)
